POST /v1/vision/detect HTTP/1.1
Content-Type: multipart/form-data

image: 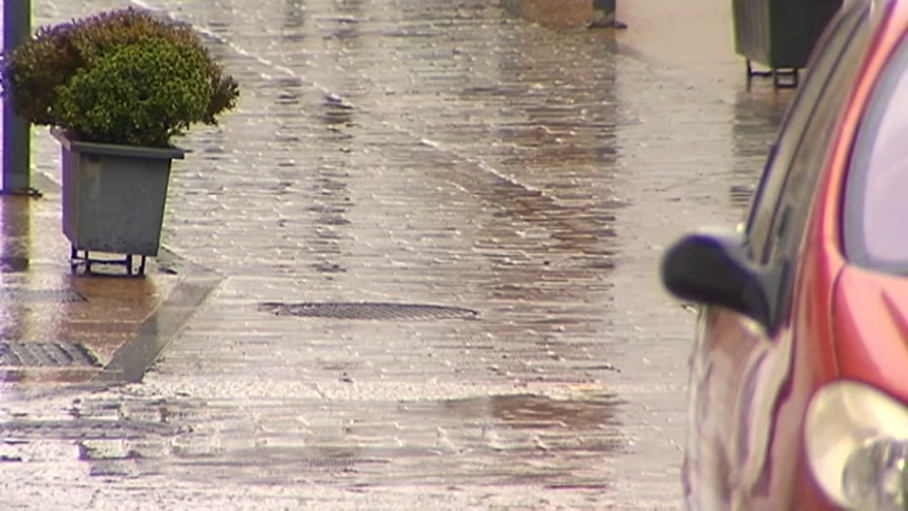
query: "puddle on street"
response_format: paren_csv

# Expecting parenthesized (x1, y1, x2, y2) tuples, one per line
(437, 393, 623, 432)
(0, 390, 628, 489)
(729, 90, 795, 212)
(0, 198, 32, 274)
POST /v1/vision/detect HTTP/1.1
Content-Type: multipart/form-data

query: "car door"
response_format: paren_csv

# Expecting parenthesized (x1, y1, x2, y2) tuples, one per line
(682, 4, 870, 511)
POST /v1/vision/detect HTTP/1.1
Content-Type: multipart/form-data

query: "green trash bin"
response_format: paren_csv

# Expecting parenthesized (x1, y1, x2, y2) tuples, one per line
(732, 0, 843, 88)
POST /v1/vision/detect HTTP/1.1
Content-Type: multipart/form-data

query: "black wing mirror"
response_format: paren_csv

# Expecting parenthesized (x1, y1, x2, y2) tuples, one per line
(660, 230, 784, 334)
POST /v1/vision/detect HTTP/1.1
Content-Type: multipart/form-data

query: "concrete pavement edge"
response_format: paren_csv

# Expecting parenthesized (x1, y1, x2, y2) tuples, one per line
(93, 247, 222, 384)
(30, 170, 224, 385)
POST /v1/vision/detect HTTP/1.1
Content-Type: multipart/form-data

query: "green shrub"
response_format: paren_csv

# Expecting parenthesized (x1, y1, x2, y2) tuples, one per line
(1, 7, 239, 147)
(57, 38, 212, 147)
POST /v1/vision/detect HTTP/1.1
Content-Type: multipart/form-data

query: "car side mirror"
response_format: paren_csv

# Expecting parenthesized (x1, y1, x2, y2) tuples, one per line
(660, 230, 783, 334)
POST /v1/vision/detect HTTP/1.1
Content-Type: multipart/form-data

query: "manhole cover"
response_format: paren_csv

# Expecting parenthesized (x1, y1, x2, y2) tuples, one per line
(259, 302, 478, 321)
(0, 342, 100, 367)
(0, 289, 85, 303)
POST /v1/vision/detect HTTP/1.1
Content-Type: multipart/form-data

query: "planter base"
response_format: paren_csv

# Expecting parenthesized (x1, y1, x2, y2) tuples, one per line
(70, 247, 149, 277)
(746, 60, 800, 89)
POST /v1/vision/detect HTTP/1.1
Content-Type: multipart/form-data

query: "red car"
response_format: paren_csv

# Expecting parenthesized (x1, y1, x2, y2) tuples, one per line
(661, 0, 908, 509)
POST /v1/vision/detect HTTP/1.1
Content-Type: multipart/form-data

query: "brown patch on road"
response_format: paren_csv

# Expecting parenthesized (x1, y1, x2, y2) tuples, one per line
(504, 0, 597, 28)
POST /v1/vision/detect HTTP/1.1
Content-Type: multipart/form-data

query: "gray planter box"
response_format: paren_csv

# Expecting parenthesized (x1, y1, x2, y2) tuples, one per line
(732, 0, 842, 87)
(52, 128, 185, 259)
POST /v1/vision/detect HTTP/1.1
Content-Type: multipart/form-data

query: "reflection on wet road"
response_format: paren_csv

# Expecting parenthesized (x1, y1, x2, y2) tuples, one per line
(2, 0, 792, 507)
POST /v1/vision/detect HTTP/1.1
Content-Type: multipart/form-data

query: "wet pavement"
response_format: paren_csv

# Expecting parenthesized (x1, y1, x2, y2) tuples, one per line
(0, 173, 183, 385)
(1, 0, 796, 508)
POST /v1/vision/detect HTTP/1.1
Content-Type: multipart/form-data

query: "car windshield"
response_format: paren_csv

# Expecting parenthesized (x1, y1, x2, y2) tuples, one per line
(845, 34, 908, 272)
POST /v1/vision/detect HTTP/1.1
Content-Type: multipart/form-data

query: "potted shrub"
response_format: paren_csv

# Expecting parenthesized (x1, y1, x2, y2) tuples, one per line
(1, 8, 239, 275)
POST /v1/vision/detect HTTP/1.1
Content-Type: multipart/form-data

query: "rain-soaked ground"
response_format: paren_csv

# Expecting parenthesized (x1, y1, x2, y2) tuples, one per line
(2, 0, 793, 508)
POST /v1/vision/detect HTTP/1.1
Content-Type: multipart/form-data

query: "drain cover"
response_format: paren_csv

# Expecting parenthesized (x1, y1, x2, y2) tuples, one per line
(0, 342, 100, 367)
(259, 302, 478, 320)
(0, 289, 85, 303)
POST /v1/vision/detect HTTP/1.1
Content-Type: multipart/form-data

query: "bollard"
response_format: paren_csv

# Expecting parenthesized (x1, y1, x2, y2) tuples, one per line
(2, 0, 33, 195)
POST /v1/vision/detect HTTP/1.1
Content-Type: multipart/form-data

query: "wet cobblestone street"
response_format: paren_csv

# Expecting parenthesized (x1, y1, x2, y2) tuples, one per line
(1, 0, 795, 508)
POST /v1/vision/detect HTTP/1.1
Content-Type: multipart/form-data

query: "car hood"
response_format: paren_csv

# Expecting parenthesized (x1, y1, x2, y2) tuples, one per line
(834, 265, 908, 400)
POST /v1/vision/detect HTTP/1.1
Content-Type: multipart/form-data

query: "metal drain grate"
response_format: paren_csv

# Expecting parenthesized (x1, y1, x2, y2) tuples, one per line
(0, 342, 100, 367)
(259, 302, 478, 320)
(0, 289, 85, 303)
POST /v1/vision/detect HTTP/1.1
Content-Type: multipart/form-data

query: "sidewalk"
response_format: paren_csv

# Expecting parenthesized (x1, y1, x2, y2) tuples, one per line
(0, 0, 791, 508)
(506, 0, 793, 102)
(4, 0, 790, 389)
(0, 172, 187, 385)
(618, 0, 745, 90)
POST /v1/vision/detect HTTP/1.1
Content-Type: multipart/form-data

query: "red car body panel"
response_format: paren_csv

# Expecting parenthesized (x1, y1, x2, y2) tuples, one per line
(684, 2, 908, 510)
(827, 1, 908, 403)
(835, 268, 908, 398)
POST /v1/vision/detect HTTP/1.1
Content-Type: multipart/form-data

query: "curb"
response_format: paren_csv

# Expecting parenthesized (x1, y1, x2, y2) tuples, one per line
(93, 248, 222, 384)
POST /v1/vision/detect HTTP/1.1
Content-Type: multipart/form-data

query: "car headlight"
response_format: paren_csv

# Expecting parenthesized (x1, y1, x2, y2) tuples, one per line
(805, 381, 908, 511)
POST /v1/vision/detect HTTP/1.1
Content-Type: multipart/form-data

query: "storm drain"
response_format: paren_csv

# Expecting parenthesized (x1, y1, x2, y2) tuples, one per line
(259, 302, 478, 321)
(0, 342, 100, 367)
(0, 288, 85, 303)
